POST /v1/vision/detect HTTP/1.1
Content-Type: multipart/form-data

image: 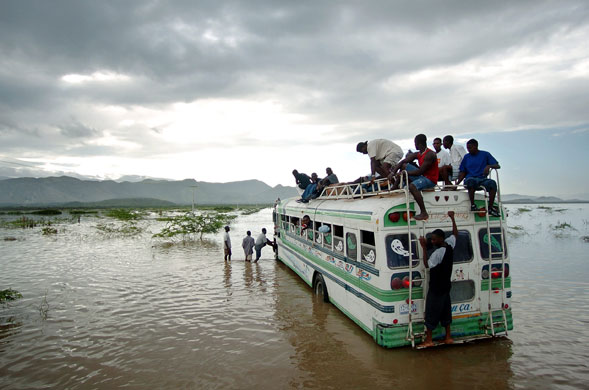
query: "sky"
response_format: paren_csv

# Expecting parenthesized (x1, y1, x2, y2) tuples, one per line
(0, 1, 588, 197)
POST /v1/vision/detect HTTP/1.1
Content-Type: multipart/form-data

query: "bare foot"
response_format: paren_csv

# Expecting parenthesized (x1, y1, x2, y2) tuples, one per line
(414, 213, 429, 221)
(418, 341, 435, 348)
(443, 338, 454, 344)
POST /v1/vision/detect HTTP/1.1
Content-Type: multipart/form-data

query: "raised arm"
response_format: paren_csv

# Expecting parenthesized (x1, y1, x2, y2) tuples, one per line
(418, 236, 429, 269)
(448, 211, 458, 238)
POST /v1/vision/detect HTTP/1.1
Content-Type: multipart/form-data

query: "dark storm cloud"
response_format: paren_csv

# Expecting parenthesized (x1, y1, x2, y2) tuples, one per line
(1, 0, 588, 161)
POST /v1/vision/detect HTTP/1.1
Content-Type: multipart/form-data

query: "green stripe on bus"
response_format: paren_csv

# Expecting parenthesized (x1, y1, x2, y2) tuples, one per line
(481, 278, 512, 291)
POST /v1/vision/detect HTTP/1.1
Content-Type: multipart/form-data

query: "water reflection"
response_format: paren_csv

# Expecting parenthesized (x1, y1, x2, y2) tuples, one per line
(0, 206, 587, 389)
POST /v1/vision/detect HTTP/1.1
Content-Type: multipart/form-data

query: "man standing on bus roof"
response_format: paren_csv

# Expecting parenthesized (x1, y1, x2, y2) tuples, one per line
(433, 137, 451, 184)
(223, 226, 232, 262)
(389, 134, 438, 220)
(442, 135, 467, 186)
(418, 211, 457, 348)
(356, 139, 403, 184)
(455, 139, 501, 217)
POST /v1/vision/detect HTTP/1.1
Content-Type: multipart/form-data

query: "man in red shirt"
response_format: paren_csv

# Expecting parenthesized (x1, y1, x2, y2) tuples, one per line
(389, 134, 439, 220)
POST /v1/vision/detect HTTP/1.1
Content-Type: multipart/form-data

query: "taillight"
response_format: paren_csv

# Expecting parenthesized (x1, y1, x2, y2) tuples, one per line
(491, 268, 501, 279)
(391, 277, 402, 289)
(504, 265, 510, 278)
(388, 212, 400, 223)
(402, 211, 415, 221)
(402, 276, 410, 288)
(393, 319, 398, 324)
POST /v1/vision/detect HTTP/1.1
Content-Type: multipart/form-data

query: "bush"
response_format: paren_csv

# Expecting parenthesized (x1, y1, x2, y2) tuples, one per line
(153, 212, 236, 240)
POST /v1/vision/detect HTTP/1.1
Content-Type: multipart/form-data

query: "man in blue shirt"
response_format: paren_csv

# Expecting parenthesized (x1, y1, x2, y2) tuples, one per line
(455, 139, 501, 217)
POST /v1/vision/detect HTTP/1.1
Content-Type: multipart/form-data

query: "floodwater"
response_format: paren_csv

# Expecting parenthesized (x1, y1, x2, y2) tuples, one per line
(1, 205, 588, 389)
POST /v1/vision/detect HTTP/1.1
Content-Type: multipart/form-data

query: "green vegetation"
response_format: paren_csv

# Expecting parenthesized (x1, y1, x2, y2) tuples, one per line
(96, 222, 143, 236)
(42, 227, 58, 235)
(153, 212, 236, 240)
(516, 207, 532, 213)
(29, 209, 62, 215)
(537, 205, 553, 210)
(240, 207, 265, 216)
(552, 221, 576, 230)
(70, 210, 98, 215)
(105, 209, 146, 221)
(0, 289, 23, 303)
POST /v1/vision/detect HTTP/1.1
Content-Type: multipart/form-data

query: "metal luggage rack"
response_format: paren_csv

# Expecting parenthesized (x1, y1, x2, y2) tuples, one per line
(316, 177, 468, 200)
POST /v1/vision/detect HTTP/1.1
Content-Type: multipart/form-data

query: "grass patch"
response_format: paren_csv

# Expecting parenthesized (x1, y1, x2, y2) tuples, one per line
(70, 210, 99, 215)
(0, 289, 23, 303)
(537, 205, 553, 210)
(105, 209, 146, 221)
(29, 209, 62, 215)
(96, 222, 144, 236)
(552, 221, 576, 230)
(42, 227, 58, 235)
(517, 207, 532, 213)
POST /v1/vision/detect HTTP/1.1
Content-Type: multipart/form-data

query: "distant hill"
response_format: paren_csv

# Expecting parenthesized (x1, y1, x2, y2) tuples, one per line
(0, 176, 298, 206)
(502, 194, 589, 204)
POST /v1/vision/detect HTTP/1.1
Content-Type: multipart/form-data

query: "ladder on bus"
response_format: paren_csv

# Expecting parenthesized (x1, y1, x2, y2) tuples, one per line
(397, 170, 428, 348)
(482, 169, 509, 336)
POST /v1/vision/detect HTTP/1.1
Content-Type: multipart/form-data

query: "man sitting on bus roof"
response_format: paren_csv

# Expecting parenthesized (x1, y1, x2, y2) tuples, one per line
(455, 139, 501, 217)
(389, 134, 439, 221)
(356, 139, 403, 184)
(418, 211, 457, 348)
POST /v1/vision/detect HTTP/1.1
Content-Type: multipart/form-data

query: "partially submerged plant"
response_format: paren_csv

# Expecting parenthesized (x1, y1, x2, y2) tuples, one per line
(153, 212, 236, 240)
(0, 289, 23, 304)
(105, 209, 146, 221)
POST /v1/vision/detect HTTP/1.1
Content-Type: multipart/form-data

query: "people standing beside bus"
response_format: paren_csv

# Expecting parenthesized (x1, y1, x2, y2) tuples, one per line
(418, 211, 458, 348)
(433, 137, 451, 184)
(455, 139, 501, 217)
(389, 134, 438, 221)
(242, 231, 255, 262)
(441, 135, 467, 187)
(356, 139, 404, 184)
(223, 226, 232, 261)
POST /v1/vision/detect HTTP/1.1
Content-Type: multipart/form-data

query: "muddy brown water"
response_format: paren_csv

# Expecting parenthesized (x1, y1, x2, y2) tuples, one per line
(1, 206, 588, 389)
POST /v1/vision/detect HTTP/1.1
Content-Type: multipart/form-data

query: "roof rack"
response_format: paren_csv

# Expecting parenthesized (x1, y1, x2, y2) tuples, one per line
(316, 178, 465, 200)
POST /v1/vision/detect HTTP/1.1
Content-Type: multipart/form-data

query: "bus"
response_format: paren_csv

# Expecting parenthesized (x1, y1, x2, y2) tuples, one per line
(273, 172, 512, 348)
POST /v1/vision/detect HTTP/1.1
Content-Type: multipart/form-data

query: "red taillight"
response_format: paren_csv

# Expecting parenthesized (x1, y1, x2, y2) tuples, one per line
(393, 319, 398, 324)
(504, 304, 509, 309)
(402, 276, 410, 288)
(491, 271, 501, 279)
(391, 277, 402, 289)
(388, 212, 400, 223)
(402, 211, 415, 221)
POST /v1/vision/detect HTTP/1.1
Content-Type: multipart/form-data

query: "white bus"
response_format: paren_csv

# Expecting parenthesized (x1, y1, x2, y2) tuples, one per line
(273, 173, 512, 348)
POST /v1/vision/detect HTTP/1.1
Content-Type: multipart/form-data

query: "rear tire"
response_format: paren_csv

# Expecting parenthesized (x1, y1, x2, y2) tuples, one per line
(313, 273, 329, 303)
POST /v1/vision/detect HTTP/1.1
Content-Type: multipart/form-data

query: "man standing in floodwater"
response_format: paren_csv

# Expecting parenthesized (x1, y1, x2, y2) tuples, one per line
(223, 226, 232, 261)
(242, 231, 255, 262)
(254, 228, 273, 262)
(418, 211, 457, 348)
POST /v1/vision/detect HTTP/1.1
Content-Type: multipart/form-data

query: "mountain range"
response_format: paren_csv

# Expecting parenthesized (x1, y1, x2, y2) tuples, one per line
(0, 176, 297, 207)
(0, 176, 586, 207)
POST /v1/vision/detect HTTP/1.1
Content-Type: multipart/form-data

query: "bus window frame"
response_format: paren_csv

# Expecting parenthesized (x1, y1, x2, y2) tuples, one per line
(360, 229, 377, 265)
(345, 230, 359, 261)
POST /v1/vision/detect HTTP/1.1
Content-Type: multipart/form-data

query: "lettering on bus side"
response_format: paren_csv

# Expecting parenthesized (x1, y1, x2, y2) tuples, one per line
(451, 303, 472, 313)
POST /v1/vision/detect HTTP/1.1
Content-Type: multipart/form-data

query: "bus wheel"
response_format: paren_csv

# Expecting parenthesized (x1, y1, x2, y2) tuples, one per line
(313, 273, 329, 303)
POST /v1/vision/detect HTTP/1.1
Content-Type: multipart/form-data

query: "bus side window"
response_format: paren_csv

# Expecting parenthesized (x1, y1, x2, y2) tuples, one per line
(385, 234, 419, 268)
(321, 223, 332, 250)
(290, 217, 299, 235)
(346, 232, 358, 261)
(315, 222, 323, 244)
(424, 230, 473, 263)
(306, 221, 314, 241)
(360, 230, 376, 264)
(282, 215, 289, 231)
(333, 225, 344, 254)
(478, 227, 507, 260)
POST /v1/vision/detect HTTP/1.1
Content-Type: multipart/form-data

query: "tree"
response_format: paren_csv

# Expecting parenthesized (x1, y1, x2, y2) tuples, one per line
(153, 212, 236, 240)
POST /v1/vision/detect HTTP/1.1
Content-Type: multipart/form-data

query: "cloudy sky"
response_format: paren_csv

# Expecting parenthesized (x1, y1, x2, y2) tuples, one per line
(1, 1, 588, 197)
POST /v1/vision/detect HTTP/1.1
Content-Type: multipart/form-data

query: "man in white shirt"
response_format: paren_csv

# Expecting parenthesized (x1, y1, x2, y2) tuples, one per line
(433, 137, 451, 184)
(418, 211, 458, 348)
(223, 226, 231, 261)
(442, 135, 467, 186)
(356, 139, 404, 183)
(254, 228, 272, 262)
(242, 230, 255, 262)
